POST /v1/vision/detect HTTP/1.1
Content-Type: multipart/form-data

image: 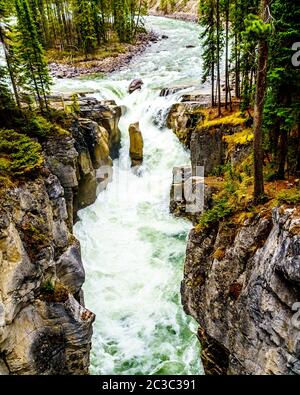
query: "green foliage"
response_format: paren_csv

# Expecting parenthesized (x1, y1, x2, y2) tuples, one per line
(242, 14, 272, 42)
(24, 115, 53, 138)
(276, 189, 300, 205)
(0, 129, 44, 176)
(71, 94, 80, 114)
(263, 0, 300, 178)
(72, 0, 97, 55)
(196, 198, 233, 230)
(22, 0, 146, 52)
(211, 163, 232, 177)
(14, 0, 51, 112)
(41, 280, 55, 293)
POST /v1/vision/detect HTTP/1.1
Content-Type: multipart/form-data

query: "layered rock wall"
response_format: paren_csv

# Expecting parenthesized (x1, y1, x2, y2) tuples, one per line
(182, 207, 300, 375)
(0, 98, 121, 374)
(167, 95, 300, 375)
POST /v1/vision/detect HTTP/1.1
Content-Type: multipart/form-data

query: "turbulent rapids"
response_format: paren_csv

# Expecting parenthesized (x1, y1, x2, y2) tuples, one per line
(53, 16, 206, 375)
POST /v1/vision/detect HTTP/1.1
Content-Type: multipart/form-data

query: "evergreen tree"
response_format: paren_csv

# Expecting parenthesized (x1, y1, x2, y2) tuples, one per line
(199, 0, 217, 107)
(72, 0, 97, 57)
(14, 0, 51, 112)
(264, 0, 300, 178)
(0, 0, 21, 108)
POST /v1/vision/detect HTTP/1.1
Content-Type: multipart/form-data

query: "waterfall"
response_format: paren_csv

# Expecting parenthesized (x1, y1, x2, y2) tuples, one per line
(53, 16, 205, 375)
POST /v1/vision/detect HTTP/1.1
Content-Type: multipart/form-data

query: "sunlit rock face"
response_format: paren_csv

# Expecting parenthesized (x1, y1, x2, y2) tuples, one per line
(129, 122, 144, 167)
(182, 207, 300, 375)
(45, 98, 121, 226)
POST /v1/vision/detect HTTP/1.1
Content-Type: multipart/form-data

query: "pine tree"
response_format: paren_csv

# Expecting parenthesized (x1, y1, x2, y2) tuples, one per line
(199, 0, 217, 107)
(0, 0, 21, 108)
(72, 0, 97, 57)
(15, 0, 51, 112)
(264, 0, 300, 178)
(244, 0, 272, 202)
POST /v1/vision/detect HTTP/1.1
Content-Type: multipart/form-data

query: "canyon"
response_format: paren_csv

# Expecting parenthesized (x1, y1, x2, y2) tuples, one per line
(0, 16, 299, 376)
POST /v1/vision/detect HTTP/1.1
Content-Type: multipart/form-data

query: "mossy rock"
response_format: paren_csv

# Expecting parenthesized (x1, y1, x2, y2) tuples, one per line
(21, 218, 51, 260)
(24, 114, 70, 139)
(40, 280, 69, 303)
(0, 129, 44, 177)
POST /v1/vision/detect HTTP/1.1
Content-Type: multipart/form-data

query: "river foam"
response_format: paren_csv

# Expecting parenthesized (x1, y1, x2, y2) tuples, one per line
(54, 16, 205, 375)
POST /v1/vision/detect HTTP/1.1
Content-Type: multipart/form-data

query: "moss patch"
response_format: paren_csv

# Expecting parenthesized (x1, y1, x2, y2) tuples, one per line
(276, 188, 300, 205)
(40, 280, 69, 303)
(196, 198, 234, 232)
(22, 219, 51, 260)
(212, 247, 226, 261)
(24, 114, 70, 139)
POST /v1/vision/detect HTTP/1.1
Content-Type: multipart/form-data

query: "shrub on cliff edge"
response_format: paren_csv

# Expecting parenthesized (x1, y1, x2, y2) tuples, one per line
(0, 129, 44, 177)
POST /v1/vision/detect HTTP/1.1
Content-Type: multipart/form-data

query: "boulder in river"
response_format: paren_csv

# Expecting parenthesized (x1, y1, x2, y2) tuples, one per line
(129, 122, 144, 167)
(128, 79, 144, 94)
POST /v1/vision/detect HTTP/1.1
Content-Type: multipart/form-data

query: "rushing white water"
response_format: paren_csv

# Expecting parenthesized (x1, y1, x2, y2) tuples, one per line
(53, 16, 206, 375)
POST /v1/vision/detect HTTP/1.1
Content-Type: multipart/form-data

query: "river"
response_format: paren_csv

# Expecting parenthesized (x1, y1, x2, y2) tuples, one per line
(53, 16, 205, 375)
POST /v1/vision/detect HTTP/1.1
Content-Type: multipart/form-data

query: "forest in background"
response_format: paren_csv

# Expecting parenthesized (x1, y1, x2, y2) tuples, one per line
(0, 0, 299, 207)
(198, 0, 300, 206)
(0, 0, 146, 113)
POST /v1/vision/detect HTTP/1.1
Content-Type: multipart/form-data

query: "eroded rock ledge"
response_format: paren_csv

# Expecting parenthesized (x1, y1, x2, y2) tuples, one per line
(0, 98, 121, 374)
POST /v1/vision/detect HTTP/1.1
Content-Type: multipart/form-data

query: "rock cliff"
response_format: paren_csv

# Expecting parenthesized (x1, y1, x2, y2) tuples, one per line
(0, 98, 121, 374)
(182, 206, 300, 375)
(167, 97, 300, 375)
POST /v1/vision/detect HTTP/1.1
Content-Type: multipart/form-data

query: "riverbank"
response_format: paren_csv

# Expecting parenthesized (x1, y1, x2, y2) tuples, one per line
(148, 11, 198, 23)
(49, 32, 159, 79)
(148, 0, 199, 23)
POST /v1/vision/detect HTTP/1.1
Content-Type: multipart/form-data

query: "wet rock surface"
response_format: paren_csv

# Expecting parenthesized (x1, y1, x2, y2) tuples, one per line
(47, 97, 121, 224)
(129, 122, 144, 167)
(128, 79, 144, 94)
(167, 101, 208, 149)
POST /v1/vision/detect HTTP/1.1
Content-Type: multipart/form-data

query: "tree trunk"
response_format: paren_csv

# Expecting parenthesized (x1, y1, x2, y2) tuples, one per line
(212, 62, 215, 107)
(253, 0, 269, 203)
(225, 1, 229, 110)
(0, 27, 21, 109)
(277, 129, 288, 180)
(235, 34, 240, 99)
(216, 0, 221, 116)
